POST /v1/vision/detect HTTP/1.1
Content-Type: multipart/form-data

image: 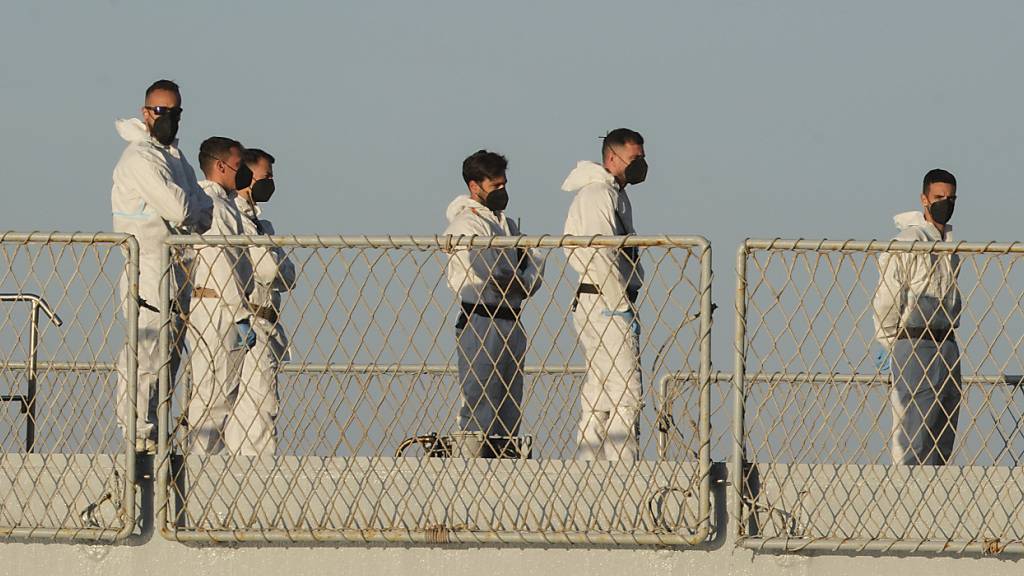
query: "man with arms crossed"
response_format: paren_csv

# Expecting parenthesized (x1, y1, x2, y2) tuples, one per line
(111, 79, 212, 453)
(443, 150, 543, 456)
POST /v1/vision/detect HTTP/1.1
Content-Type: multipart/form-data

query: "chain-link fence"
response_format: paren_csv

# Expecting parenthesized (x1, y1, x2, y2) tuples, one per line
(7, 228, 1024, 553)
(0, 232, 138, 540)
(734, 239, 1024, 554)
(155, 234, 712, 545)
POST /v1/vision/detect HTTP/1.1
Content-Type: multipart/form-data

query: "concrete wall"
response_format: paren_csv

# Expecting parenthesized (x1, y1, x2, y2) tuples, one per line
(1, 462, 1021, 576)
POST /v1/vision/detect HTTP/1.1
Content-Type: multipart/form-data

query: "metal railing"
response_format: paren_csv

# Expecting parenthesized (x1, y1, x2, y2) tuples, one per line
(0, 232, 138, 540)
(155, 234, 714, 546)
(0, 294, 62, 452)
(4, 231, 1024, 554)
(734, 239, 1024, 554)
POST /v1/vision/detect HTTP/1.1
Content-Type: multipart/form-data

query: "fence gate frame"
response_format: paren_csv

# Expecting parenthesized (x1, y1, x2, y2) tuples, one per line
(154, 233, 714, 546)
(733, 238, 1024, 555)
(0, 232, 138, 541)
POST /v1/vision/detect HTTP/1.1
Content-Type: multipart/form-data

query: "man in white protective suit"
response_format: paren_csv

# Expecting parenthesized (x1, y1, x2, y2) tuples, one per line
(111, 79, 212, 453)
(443, 150, 543, 456)
(561, 128, 648, 461)
(873, 168, 962, 466)
(227, 148, 296, 457)
(187, 136, 256, 455)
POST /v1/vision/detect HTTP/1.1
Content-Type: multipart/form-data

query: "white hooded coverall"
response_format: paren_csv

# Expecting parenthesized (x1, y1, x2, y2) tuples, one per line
(187, 180, 254, 455)
(111, 118, 212, 444)
(873, 211, 962, 465)
(443, 195, 543, 440)
(228, 196, 296, 456)
(562, 161, 644, 461)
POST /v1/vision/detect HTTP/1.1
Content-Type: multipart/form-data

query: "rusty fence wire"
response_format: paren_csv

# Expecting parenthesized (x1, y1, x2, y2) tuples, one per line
(734, 239, 1024, 554)
(155, 234, 712, 545)
(0, 232, 138, 540)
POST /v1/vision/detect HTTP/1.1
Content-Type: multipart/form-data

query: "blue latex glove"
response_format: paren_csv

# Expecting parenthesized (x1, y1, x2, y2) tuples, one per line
(235, 319, 257, 350)
(601, 309, 641, 337)
(874, 347, 891, 373)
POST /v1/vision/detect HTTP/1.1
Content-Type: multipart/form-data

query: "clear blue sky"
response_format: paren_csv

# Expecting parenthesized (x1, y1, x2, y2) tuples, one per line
(3, 1, 1020, 241)
(3, 1, 1024, 461)
(3, 1, 1023, 368)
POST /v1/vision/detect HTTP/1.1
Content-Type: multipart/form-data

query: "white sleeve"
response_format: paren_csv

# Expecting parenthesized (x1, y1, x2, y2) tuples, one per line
(569, 186, 630, 311)
(872, 251, 906, 349)
(251, 218, 297, 292)
(203, 203, 250, 317)
(180, 158, 213, 233)
(119, 149, 212, 232)
(507, 219, 544, 298)
(223, 246, 252, 315)
(443, 212, 520, 306)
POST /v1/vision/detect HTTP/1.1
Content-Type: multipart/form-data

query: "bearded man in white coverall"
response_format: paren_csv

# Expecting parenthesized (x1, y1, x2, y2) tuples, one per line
(562, 128, 648, 461)
(227, 148, 296, 456)
(444, 150, 543, 456)
(111, 80, 212, 453)
(187, 137, 256, 455)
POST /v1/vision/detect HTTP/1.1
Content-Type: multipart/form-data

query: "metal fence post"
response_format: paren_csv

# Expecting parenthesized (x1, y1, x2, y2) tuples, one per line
(731, 242, 748, 540)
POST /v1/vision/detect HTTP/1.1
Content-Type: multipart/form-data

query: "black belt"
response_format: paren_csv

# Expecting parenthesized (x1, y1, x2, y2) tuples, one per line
(575, 283, 639, 305)
(456, 302, 521, 329)
(896, 327, 955, 342)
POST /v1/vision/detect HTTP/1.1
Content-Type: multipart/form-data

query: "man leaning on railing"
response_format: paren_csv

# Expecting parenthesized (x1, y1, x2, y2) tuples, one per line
(443, 150, 543, 456)
(188, 137, 257, 455)
(228, 148, 296, 457)
(111, 79, 213, 454)
(872, 168, 962, 466)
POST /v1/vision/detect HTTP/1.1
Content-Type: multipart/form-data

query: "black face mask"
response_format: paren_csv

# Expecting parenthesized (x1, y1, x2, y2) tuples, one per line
(624, 156, 648, 185)
(234, 162, 254, 191)
(928, 197, 955, 225)
(250, 178, 275, 202)
(151, 114, 179, 146)
(482, 187, 509, 212)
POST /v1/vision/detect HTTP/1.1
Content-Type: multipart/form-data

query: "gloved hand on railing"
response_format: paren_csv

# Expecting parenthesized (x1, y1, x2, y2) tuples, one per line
(601, 308, 641, 337)
(874, 347, 892, 374)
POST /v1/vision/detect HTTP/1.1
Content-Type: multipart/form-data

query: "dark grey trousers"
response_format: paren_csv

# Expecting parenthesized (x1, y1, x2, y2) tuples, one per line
(890, 338, 962, 465)
(456, 313, 525, 437)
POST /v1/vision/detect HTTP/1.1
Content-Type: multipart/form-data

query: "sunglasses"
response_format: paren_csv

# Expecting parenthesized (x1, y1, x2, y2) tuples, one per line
(145, 106, 183, 118)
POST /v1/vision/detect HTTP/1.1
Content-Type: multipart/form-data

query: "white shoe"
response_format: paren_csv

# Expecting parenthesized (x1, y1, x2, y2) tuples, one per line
(134, 438, 157, 454)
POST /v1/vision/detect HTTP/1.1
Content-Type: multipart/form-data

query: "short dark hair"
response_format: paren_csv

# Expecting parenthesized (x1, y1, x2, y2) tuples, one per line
(242, 148, 276, 168)
(462, 150, 508, 185)
(923, 168, 956, 194)
(145, 79, 181, 102)
(602, 128, 644, 158)
(198, 137, 243, 175)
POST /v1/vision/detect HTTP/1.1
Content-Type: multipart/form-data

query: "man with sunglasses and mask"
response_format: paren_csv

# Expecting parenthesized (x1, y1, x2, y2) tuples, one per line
(226, 148, 296, 456)
(443, 150, 543, 456)
(562, 128, 648, 461)
(873, 168, 962, 465)
(111, 79, 213, 453)
(187, 136, 257, 455)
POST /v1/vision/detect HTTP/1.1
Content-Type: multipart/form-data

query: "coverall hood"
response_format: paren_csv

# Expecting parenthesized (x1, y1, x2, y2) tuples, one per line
(445, 194, 488, 223)
(893, 210, 952, 239)
(560, 161, 617, 193)
(115, 117, 154, 143)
